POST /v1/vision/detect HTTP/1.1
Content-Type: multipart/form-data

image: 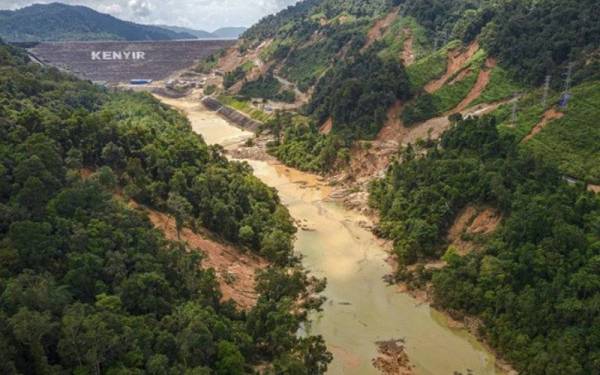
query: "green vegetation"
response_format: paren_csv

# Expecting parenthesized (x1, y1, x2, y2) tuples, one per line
(244, 0, 391, 92)
(308, 48, 411, 140)
(243, 0, 388, 43)
(402, 48, 486, 125)
(218, 95, 273, 123)
(279, 20, 369, 92)
(204, 84, 217, 96)
(279, 40, 334, 92)
(470, 65, 522, 106)
(370, 115, 600, 374)
(489, 80, 600, 183)
(0, 42, 331, 374)
(405, 40, 459, 89)
(267, 113, 342, 173)
(240, 74, 296, 103)
(194, 54, 219, 74)
(399, 0, 599, 85)
(223, 66, 246, 89)
(526, 82, 600, 183)
(479, 0, 599, 84)
(494, 90, 552, 140)
(377, 16, 430, 63)
(0, 3, 195, 42)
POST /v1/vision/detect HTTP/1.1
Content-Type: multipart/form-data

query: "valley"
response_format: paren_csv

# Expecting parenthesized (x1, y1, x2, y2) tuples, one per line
(155, 90, 505, 374)
(1, 0, 598, 374)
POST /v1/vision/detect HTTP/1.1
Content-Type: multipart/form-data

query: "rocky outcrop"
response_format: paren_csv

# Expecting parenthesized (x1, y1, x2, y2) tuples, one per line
(201, 96, 263, 132)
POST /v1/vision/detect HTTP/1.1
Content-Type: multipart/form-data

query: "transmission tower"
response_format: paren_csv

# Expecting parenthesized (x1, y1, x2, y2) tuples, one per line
(541, 75, 551, 109)
(511, 94, 519, 125)
(560, 62, 573, 109)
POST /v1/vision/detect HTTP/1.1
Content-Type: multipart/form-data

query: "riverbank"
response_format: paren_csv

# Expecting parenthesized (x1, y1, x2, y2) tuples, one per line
(155, 91, 504, 375)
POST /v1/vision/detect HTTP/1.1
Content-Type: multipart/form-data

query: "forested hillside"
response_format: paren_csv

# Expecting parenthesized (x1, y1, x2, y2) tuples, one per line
(217, 0, 598, 177)
(0, 41, 331, 373)
(369, 115, 600, 374)
(0, 3, 195, 42)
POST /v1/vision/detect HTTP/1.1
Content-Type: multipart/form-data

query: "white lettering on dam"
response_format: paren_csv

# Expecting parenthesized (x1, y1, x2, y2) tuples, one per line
(91, 51, 146, 61)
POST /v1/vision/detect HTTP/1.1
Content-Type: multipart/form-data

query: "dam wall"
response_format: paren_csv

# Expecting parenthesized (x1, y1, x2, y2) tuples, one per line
(29, 39, 235, 83)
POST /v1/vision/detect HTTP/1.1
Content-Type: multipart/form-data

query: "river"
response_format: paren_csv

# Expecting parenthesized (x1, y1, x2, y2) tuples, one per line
(157, 93, 502, 375)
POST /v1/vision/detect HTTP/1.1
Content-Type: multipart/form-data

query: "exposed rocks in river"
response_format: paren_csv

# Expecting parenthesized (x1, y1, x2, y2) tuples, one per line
(372, 339, 415, 375)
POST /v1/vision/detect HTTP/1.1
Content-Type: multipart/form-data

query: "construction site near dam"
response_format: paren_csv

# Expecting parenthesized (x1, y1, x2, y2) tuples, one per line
(27, 39, 236, 83)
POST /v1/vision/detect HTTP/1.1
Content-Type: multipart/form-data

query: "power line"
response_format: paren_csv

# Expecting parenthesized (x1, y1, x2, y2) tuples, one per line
(511, 94, 519, 125)
(541, 75, 551, 109)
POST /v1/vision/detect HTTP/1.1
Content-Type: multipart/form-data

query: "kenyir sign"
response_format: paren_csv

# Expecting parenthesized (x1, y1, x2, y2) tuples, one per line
(91, 51, 146, 61)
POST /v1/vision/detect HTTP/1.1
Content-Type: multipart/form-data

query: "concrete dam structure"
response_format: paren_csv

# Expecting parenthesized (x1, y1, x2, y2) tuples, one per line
(28, 39, 236, 83)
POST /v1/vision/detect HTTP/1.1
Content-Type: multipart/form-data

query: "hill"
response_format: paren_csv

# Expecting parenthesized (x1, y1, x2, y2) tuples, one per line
(213, 0, 598, 178)
(213, 27, 248, 39)
(160, 25, 248, 39)
(158, 25, 215, 39)
(0, 40, 331, 374)
(0, 3, 196, 42)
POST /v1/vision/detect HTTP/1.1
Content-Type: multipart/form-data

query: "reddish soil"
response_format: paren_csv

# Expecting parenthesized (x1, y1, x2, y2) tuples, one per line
(319, 117, 333, 135)
(425, 42, 480, 94)
(218, 39, 272, 75)
(454, 58, 497, 112)
(141, 206, 267, 310)
(399, 58, 502, 147)
(447, 67, 472, 85)
(343, 95, 507, 187)
(447, 206, 501, 255)
(377, 101, 406, 141)
(363, 8, 399, 50)
(218, 47, 244, 73)
(523, 107, 565, 142)
(401, 29, 415, 66)
(338, 102, 406, 184)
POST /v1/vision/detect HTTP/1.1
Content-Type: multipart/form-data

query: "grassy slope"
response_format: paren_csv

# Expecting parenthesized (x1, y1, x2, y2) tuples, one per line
(470, 65, 522, 106)
(492, 81, 600, 183)
(526, 81, 600, 183)
(406, 40, 460, 89)
(378, 16, 429, 62)
(218, 95, 273, 123)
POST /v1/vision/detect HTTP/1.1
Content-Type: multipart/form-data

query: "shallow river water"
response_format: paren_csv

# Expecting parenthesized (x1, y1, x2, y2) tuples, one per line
(158, 94, 501, 375)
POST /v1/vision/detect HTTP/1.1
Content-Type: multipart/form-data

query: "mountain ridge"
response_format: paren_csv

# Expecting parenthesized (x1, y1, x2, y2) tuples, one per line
(0, 3, 195, 42)
(160, 25, 248, 39)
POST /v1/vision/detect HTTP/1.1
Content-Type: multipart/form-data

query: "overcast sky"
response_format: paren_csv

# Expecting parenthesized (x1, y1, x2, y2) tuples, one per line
(0, 0, 300, 31)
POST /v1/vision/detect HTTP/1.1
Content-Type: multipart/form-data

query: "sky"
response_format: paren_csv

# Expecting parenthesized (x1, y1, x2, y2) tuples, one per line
(0, 0, 301, 31)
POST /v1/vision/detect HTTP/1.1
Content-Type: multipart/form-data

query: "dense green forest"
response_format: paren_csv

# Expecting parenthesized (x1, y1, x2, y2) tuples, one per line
(307, 48, 411, 140)
(369, 115, 600, 373)
(0, 41, 331, 373)
(0, 3, 195, 42)
(266, 113, 341, 172)
(240, 74, 296, 103)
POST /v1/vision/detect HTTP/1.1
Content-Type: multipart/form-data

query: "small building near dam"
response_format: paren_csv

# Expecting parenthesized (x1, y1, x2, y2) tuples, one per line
(28, 39, 236, 83)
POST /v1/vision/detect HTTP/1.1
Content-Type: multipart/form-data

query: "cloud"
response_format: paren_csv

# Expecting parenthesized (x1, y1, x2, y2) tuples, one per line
(1, 0, 301, 30)
(127, 0, 152, 18)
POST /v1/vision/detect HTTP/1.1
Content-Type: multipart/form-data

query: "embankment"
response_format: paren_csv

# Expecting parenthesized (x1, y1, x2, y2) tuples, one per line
(201, 96, 263, 132)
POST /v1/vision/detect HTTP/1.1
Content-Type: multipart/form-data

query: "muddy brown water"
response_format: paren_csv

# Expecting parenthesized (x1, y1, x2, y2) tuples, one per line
(158, 95, 502, 374)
